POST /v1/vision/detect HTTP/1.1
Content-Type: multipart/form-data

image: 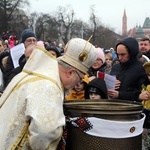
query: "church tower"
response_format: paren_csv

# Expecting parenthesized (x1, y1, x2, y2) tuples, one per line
(122, 9, 127, 36)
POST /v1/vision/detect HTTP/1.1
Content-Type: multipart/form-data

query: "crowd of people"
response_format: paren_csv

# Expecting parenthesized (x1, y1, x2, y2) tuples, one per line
(0, 28, 149, 149)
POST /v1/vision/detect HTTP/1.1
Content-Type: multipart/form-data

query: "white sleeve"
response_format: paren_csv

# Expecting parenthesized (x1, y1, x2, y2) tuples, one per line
(25, 80, 65, 149)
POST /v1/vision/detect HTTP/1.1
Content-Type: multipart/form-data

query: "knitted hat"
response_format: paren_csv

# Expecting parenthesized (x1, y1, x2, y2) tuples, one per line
(96, 48, 105, 64)
(37, 41, 45, 49)
(21, 29, 36, 43)
(46, 45, 61, 57)
(59, 38, 97, 75)
(143, 61, 150, 74)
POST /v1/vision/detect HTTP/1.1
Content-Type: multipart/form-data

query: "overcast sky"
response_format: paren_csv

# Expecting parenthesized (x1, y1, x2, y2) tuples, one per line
(29, 0, 150, 34)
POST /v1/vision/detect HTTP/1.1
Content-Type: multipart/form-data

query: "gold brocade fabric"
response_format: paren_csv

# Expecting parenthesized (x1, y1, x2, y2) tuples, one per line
(0, 47, 65, 149)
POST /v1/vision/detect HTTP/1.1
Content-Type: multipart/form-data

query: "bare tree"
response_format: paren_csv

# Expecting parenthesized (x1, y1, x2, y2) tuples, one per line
(70, 19, 83, 38)
(54, 5, 75, 44)
(94, 25, 121, 49)
(33, 13, 59, 42)
(28, 12, 39, 33)
(0, 0, 29, 34)
(89, 5, 97, 44)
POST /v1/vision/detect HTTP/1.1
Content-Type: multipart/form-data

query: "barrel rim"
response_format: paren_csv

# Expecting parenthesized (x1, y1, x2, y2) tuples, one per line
(64, 99, 143, 111)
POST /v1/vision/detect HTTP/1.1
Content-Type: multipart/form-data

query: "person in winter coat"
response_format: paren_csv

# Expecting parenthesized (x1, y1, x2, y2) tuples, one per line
(138, 61, 150, 150)
(85, 78, 108, 99)
(139, 62, 150, 109)
(103, 50, 113, 74)
(65, 75, 89, 100)
(0, 40, 10, 74)
(139, 37, 150, 59)
(4, 29, 37, 89)
(88, 47, 106, 78)
(108, 37, 148, 101)
(46, 45, 61, 58)
(139, 61, 150, 127)
(5, 44, 36, 87)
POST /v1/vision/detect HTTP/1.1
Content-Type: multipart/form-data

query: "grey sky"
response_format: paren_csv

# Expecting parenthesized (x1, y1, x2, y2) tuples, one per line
(29, 0, 150, 34)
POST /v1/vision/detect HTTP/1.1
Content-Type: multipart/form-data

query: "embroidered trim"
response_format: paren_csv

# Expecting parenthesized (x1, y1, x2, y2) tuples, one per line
(14, 76, 43, 91)
(23, 69, 62, 91)
(57, 126, 68, 150)
(11, 120, 30, 150)
(71, 117, 93, 132)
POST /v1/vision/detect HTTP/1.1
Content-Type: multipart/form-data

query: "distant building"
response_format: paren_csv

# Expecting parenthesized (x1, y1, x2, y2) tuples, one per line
(135, 25, 144, 40)
(122, 10, 150, 40)
(122, 9, 127, 37)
